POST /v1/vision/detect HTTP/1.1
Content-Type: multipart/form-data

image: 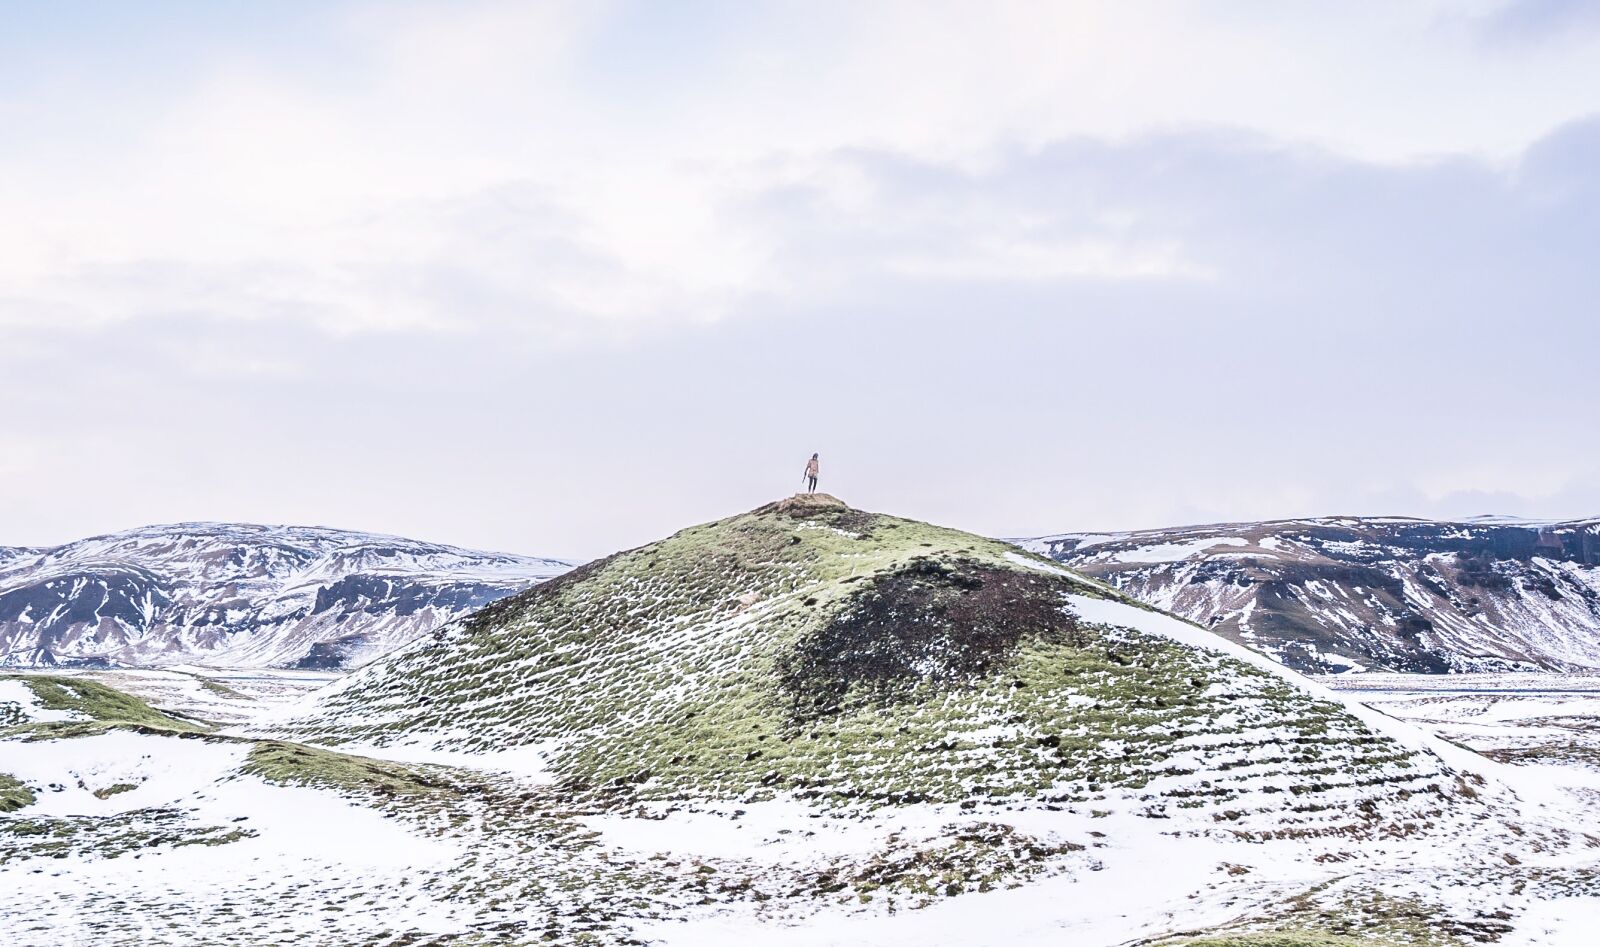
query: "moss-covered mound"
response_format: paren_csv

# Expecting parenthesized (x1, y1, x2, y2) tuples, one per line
(0, 774, 34, 813)
(242, 740, 456, 798)
(1, 674, 205, 736)
(287, 497, 1465, 830)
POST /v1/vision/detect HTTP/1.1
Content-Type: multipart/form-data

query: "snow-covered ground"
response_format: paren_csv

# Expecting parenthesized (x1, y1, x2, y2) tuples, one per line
(608, 798, 1333, 947)
(5, 670, 1600, 943)
(1321, 672, 1600, 789)
(60, 665, 338, 725)
(1, 732, 469, 945)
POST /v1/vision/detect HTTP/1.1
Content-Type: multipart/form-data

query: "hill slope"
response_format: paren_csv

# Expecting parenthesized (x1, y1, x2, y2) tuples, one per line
(1017, 516, 1600, 674)
(291, 495, 1473, 835)
(0, 523, 571, 670)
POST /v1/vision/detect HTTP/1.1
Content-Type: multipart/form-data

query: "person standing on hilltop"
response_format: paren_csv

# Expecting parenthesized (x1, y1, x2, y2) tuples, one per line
(803, 453, 820, 493)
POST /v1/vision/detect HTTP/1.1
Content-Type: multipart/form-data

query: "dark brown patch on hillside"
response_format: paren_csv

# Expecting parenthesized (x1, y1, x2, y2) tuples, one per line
(777, 559, 1085, 724)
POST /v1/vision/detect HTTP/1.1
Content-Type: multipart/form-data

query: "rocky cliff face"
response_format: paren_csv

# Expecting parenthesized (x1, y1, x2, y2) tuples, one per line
(0, 523, 571, 669)
(1016, 516, 1600, 674)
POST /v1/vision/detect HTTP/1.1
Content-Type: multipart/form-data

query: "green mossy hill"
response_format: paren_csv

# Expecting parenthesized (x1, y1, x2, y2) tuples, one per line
(243, 741, 456, 798)
(0, 774, 35, 813)
(1, 674, 205, 736)
(289, 498, 1463, 825)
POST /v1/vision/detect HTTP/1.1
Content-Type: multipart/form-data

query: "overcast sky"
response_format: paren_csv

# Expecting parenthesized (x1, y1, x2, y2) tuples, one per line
(3, 0, 1598, 559)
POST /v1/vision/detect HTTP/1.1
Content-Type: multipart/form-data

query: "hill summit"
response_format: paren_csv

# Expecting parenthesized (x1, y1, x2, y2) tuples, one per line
(287, 497, 1475, 837)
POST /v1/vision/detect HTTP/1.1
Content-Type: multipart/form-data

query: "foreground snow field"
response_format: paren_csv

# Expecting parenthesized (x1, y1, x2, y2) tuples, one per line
(4, 500, 1600, 946)
(6, 659, 1600, 944)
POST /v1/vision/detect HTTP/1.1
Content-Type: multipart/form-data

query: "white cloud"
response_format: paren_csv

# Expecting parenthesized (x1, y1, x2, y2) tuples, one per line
(886, 235, 1215, 283)
(4, 0, 1600, 342)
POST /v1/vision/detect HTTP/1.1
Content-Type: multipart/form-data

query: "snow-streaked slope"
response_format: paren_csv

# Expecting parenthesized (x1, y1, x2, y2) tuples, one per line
(289, 495, 1486, 843)
(0, 523, 572, 670)
(1017, 516, 1600, 674)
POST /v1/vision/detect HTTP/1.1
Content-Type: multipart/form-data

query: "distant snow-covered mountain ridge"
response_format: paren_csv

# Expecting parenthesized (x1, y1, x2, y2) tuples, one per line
(0, 523, 572, 670)
(1017, 515, 1600, 674)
